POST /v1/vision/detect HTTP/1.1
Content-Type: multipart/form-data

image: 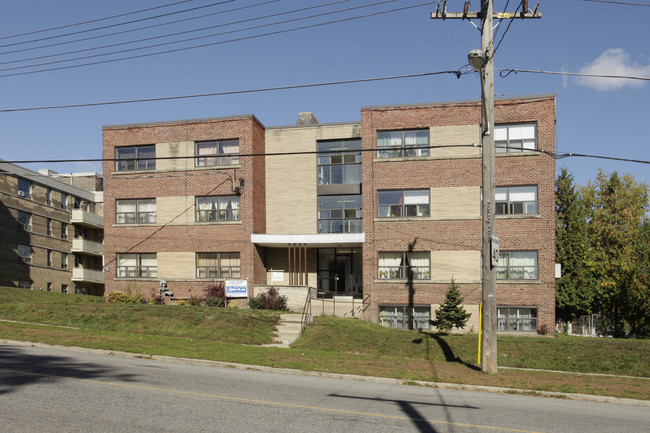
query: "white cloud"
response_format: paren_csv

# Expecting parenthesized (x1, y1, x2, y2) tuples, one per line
(576, 49, 650, 90)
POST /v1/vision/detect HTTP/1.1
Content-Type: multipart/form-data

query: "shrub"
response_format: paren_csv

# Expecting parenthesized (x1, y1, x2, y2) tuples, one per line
(151, 294, 165, 305)
(176, 299, 186, 306)
(250, 287, 288, 311)
(106, 291, 133, 304)
(431, 278, 471, 333)
(188, 296, 203, 306)
(204, 282, 226, 307)
(228, 300, 239, 309)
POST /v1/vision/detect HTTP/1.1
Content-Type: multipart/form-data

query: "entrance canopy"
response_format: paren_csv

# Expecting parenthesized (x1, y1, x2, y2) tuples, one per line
(251, 233, 365, 247)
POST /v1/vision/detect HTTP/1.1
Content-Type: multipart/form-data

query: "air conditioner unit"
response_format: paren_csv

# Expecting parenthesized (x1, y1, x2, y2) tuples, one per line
(18, 191, 25, 197)
(23, 224, 31, 231)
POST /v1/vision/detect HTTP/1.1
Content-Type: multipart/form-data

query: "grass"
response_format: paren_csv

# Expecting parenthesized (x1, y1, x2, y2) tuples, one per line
(1, 287, 649, 400)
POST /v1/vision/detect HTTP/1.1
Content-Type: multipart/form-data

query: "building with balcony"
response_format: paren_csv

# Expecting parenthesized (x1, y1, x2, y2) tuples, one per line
(102, 95, 556, 333)
(0, 161, 104, 295)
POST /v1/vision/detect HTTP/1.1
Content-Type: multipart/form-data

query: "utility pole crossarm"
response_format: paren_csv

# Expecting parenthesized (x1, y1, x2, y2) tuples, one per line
(430, 11, 541, 20)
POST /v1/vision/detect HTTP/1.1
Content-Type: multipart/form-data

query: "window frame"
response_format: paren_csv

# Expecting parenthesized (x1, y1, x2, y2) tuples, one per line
(195, 195, 240, 222)
(318, 194, 362, 234)
(379, 305, 431, 330)
(196, 252, 241, 279)
(115, 145, 156, 172)
(497, 251, 538, 280)
(116, 253, 157, 278)
(17, 211, 32, 231)
(17, 244, 32, 263)
(17, 178, 31, 199)
(495, 123, 537, 153)
(377, 189, 430, 218)
(497, 306, 538, 332)
(115, 198, 157, 224)
(495, 185, 538, 215)
(317, 139, 362, 185)
(195, 139, 240, 167)
(377, 129, 430, 159)
(377, 251, 430, 280)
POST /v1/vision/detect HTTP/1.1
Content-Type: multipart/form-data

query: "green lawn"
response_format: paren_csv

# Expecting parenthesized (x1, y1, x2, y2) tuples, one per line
(1, 287, 648, 400)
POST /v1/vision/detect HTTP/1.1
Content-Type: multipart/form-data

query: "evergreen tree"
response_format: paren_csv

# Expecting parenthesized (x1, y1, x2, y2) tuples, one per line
(432, 279, 471, 333)
(555, 168, 596, 323)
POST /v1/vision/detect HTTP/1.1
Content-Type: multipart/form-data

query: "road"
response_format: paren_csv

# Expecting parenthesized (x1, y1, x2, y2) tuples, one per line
(0, 342, 647, 433)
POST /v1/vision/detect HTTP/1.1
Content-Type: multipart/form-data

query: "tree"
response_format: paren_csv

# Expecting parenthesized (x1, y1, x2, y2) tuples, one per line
(555, 168, 596, 324)
(583, 170, 649, 337)
(431, 279, 471, 333)
(628, 220, 650, 337)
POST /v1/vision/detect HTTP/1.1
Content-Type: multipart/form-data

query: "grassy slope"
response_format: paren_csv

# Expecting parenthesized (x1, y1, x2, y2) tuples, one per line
(1, 287, 648, 400)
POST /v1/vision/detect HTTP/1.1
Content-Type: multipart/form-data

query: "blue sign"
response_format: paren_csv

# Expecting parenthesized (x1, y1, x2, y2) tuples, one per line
(226, 279, 248, 297)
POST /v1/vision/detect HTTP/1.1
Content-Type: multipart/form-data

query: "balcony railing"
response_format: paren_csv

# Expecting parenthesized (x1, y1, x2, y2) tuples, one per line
(72, 268, 104, 284)
(71, 238, 104, 256)
(71, 209, 104, 228)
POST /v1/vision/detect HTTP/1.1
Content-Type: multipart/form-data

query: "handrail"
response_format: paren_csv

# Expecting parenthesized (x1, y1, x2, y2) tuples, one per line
(300, 287, 314, 333)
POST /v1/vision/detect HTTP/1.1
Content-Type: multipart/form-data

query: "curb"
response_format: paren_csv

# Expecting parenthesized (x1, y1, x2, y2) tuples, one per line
(2, 339, 648, 407)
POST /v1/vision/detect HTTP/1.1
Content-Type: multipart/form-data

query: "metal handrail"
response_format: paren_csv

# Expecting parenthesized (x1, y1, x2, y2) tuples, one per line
(300, 287, 314, 333)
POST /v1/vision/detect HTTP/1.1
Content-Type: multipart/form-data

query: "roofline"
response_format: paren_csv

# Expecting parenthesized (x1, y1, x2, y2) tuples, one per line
(266, 120, 361, 130)
(103, 114, 264, 130)
(361, 94, 556, 111)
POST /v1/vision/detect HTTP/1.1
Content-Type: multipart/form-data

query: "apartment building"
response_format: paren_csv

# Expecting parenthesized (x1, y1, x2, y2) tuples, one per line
(102, 95, 555, 333)
(0, 161, 104, 295)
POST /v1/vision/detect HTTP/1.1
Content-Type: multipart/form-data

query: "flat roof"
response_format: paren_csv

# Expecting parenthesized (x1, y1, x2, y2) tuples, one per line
(103, 114, 263, 130)
(361, 94, 555, 111)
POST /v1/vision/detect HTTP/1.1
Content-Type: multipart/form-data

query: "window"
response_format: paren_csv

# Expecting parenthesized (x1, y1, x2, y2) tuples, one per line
(116, 199, 157, 224)
(17, 244, 32, 263)
(73, 197, 81, 209)
(47, 282, 52, 292)
(378, 252, 430, 280)
(61, 192, 68, 210)
(17, 211, 32, 231)
(61, 284, 68, 294)
(47, 219, 53, 236)
(497, 251, 538, 280)
(495, 186, 537, 215)
(116, 145, 156, 171)
(18, 280, 33, 289)
(61, 252, 68, 269)
(196, 253, 240, 278)
(495, 123, 536, 153)
(318, 195, 362, 233)
(377, 129, 429, 158)
(379, 306, 431, 330)
(46, 188, 52, 206)
(61, 223, 68, 239)
(47, 250, 53, 267)
(17, 178, 31, 198)
(318, 139, 361, 185)
(498, 307, 537, 332)
(117, 253, 157, 278)
(195, 196, 240, 222)
(195, 140, 239, 167)
(378, 189, 430, 218)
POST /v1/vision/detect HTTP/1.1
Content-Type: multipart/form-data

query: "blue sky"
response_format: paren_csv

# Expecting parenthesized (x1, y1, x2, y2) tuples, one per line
(0, 0, 648, 188)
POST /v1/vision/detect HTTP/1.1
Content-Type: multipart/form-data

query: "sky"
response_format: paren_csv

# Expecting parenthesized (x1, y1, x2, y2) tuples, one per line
(0, 0, 648, 188)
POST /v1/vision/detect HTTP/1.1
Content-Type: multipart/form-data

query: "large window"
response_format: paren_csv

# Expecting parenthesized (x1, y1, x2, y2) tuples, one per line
(17, 244, 32, 263)
(497, 251, 538, 280)
(495, 186, 537, 215)
(17, 178, 31, 198)
(318, 194, 362, 233)
(195, 140, 239, 167)
(498, 307, 537, 332)
(378, 252, 430, 280)
(116, 145, 156, 171)
(195, 196, 240, 222)
(379, 306, 431, 330)
(196, 252, 240, 278)
(378, 189, 430, 218)
(117, 253, 157, 278)
(116, 199, 157, 224)
(377, 129, 429, 158)
(318, 139, 361, 185)
(17, 211, 32, 231)
(495, 123, 536, 153)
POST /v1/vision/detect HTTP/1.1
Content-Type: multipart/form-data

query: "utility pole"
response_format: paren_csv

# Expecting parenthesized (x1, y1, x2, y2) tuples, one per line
(431, 1, 541, 374)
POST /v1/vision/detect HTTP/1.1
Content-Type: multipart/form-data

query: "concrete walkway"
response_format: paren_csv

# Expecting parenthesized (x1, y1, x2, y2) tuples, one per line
(270, 313, 304, 348)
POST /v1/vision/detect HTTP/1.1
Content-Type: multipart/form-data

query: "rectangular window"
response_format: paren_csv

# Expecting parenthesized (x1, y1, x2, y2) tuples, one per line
(47, 282, 52, 292)
(61, 192, 68, 210)
(497, 251, 538, 280)
(195, 139, 239, 167)
(495, 123, 536, 153)
(18, 178, 31, 198)
(196, 252, 241, 278)
(318, 194, 362, 234)
(379, 306, 431, 330)
(378, 189, 430, 218)
(377, 129, 429, 158)
(195, 196, 240, 222)
(46, 188, 52, 206)
(116, 145, 156, 171)
(61, 252, 68, 269)
(317, 139, 361, 185)
(18, 280, 33, 289)
(47, 219, 53, 236)
(61, 223, 68, 239)
(47, 250, 53, 267)
(17, 211, 32, 231)
(378, 252, 430, 280)
(61, 284, 68, 294)
(117, 253, 157, 278)
(495, 186, 538, 215)
(17, 244, 32, 263)
(498, 307, 537, 332)
(116, 199, 157, 224)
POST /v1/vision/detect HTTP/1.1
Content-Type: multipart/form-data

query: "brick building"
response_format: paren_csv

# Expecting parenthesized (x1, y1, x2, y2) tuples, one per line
(0, 161, 104, 295)
(102, 95, 555, 333)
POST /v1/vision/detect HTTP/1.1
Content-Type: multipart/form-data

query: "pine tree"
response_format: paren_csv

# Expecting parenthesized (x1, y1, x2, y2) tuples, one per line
(432, 278, 471, 333)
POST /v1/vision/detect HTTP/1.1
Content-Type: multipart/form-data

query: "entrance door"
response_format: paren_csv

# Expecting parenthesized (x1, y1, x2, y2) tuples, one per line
(318, 248, 362, 296)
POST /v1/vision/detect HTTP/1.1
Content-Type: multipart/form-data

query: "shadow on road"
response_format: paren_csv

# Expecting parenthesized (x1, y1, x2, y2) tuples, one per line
(0, 344, 139, 395)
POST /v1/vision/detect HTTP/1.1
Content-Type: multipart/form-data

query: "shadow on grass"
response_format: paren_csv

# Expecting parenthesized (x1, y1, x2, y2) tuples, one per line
(412, 332, 480, 372)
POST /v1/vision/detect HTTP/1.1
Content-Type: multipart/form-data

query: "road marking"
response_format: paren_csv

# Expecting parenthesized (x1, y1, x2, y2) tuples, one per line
(0, 368, 545, 433)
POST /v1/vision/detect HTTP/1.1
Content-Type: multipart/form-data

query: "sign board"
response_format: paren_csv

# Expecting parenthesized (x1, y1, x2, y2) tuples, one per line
(225, 279, 248, 297)
(490, 235, 500, 268)
(271, 271, 284, 282)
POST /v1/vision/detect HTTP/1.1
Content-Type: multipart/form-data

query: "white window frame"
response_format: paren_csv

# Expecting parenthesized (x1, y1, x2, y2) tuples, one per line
(377, 129, 430, 158)
(196, 252, 241, 278)
(378, 189, 430, 218)
(116, 253, 157, 278)
(495, 185, 538, 215)
(497, 306, 538, 332)
(379, 305, 431, 330)
(497, 251, 538, 280)
(495, 123, 537, 153)
(116, 199, 157, 224)
(195, 195, 240, 222)
(195, 139, 240, 167)
(378, 251, 430, 280)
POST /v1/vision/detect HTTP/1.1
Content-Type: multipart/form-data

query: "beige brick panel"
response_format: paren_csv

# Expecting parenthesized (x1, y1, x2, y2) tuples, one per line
(431, 250, 480, 283)
(431, 303, 480, 334)
(430, 125, 481, 158)
(430, 186, 480, 220)
(158, 252, 195, 279)
(156, 142, 193, 172)
(157, 196, 193, 225)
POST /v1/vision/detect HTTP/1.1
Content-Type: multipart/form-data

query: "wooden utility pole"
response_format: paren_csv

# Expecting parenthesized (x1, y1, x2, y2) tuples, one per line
(431, 1, 541, 374)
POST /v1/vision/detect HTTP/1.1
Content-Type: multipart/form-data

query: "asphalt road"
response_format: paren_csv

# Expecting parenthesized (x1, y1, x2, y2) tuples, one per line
(0, 342, 647, 433)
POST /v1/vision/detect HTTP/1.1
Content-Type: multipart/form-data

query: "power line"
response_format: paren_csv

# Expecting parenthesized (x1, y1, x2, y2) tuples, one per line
(0, 0, 192, 40)
(581, 0, 650, 6)
(0, 1, 431, 78)
(498, 68, 650, 81)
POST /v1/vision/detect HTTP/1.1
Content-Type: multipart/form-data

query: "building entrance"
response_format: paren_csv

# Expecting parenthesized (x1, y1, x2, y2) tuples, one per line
(317, 248, 362, 296)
